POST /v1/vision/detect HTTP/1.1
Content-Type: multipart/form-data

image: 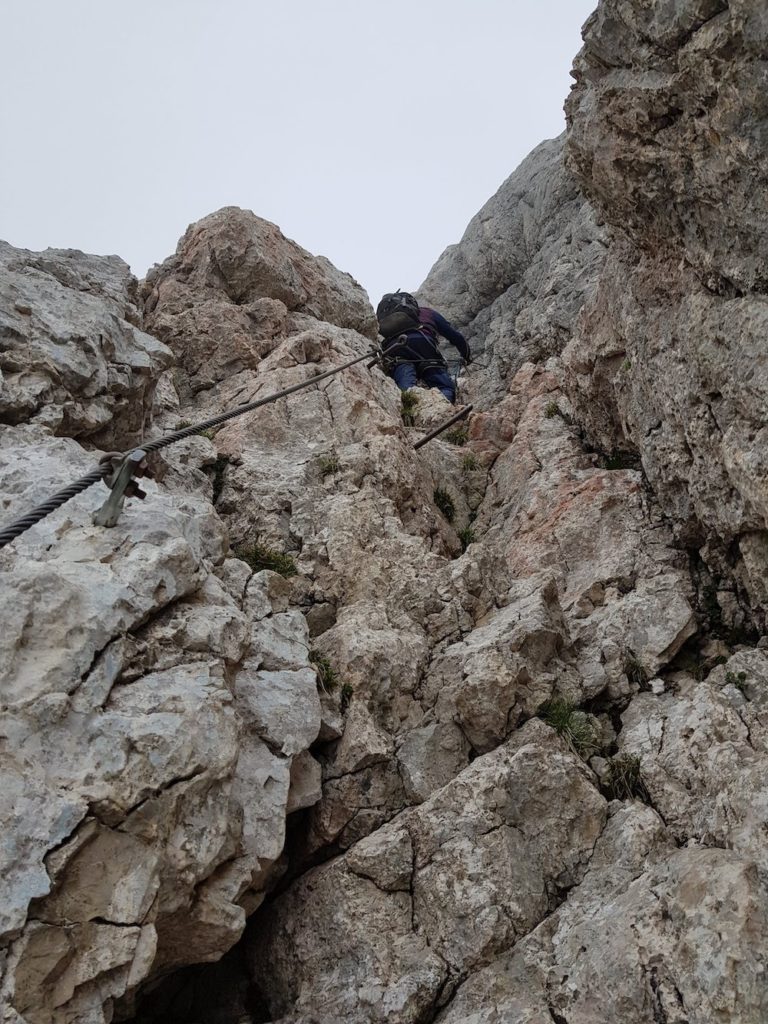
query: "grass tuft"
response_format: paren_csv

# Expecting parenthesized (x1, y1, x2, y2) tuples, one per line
(318, 454, 341, 477)
(444, 424, 469, 446)
(309, 650, 339, 692)
(233, 543, 298, 578)
(401, 390, 419, 426)
(461, 453, 479, 473)
(544, 401, 560, 419)
(624, 653, 649, 688)
(457, 525, 476, 551)
(433, 487, 456, 522)
(603, 754, 650, 802)
(539, 698, 600, 760)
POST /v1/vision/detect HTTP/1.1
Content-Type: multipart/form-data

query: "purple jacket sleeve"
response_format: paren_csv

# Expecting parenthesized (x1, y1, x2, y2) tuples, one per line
(421, 308, 470, 360)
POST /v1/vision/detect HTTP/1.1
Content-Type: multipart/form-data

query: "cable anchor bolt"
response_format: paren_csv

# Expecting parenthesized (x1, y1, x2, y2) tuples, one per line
(92, 449, 153, 527)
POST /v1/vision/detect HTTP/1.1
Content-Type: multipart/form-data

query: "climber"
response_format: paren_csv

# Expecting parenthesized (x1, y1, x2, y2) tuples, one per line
(376, 290, 470, 404)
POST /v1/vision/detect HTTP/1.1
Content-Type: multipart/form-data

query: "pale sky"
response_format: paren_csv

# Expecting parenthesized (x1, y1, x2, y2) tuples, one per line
(1, 0, 596, 305)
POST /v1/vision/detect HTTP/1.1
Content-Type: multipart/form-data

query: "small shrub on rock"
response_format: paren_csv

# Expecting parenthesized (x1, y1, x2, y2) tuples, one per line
(444, 424, 469, 446)
(433, 487, 456, 522)
(401, 390, 419, 426)
(458, 525, 476, 551)
(234, 543, 297, 578)
(318, 454, 341, 477)
(310, 650, 339, 692)
(539, 698, 600, 760)
(624, 653, 649, 688)
(726, 669, 749, 695)
(603, 754, 650, 802)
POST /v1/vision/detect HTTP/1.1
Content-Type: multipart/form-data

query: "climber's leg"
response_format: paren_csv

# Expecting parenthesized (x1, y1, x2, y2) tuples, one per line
(390, 361, 418, 391)
(420, 365, 456, 403)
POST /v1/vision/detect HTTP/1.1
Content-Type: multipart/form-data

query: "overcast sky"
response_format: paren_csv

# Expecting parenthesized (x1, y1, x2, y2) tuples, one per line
(1, 0, 596, 304)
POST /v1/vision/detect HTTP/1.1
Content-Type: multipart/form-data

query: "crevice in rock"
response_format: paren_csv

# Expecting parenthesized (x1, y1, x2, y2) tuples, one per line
(103, 766, 209, 829)
(548, 1008, 570, 1024)
(122, 944, 266, 1024)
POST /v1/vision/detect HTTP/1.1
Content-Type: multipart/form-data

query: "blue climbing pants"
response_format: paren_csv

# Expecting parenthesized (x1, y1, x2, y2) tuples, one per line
(390, 362, 455, 403)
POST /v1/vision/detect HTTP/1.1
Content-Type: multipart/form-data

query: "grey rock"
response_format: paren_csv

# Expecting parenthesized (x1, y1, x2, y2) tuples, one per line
(7, 14, 768, 1014)
(0, 242, 172, 446)
(563, 0, 768, 625)
(142, 207, 377, 396)
(250, 724, 606, 1023)
(439, 813, 768, 1024)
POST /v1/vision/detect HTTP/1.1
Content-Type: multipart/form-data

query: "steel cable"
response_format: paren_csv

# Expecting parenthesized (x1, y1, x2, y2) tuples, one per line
(141, 349, 378, 454)
(0, 465, 110, 549)
(0, 348, 379, 550)
(413, 404, 473, 450)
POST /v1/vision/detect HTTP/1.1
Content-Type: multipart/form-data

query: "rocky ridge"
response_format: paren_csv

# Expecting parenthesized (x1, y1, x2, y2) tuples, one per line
(2, 1, 768, 1022)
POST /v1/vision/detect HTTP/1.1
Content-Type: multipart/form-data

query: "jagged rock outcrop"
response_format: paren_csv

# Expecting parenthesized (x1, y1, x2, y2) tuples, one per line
(438, 808, 768, 1023)
(142, 207, 377, 400)
(0, 243, 171, 448)
(3, 2, 768, 1021)
(562, 0, 768, 632)
(0, 239, 332, 1024)
(251, 722, 606, 1023)
(418, 135, 608, 401)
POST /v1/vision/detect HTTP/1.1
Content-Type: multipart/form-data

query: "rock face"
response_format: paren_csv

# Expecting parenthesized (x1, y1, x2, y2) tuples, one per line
(250, 722, 607, 1023)
(418, 135, 608, 402)
(142, 207, 377, 399)
(562, 0, 768, 633)
(3, 3, 768, 1022)
(0, 243, 171, 447)
(0, 238, 328, 1024)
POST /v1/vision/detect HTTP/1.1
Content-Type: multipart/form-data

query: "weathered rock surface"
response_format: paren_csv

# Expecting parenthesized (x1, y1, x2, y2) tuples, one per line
(0, 432, 321, 1021)
(0, 237, 326, 1020)
(5, 4, 768, 1020)
(249, 723, 607, 1024)
(438, 807, 768, 1024)
(619, 651, 768, 867)
(562, 0, 768, 630)
(0, 243, 172, 447)
(142, 206, 377, 398)
(419, 136, 607, 403)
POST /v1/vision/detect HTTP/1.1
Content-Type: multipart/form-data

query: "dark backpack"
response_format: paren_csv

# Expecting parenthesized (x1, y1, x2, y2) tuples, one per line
(376, 291, 421, 339)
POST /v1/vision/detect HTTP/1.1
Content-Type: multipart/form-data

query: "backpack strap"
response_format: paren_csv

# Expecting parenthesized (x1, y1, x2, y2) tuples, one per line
(382, 329, 447, 370)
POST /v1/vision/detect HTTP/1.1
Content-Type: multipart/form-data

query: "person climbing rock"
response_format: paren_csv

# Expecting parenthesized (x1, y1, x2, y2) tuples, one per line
(376, 290, 470, 403)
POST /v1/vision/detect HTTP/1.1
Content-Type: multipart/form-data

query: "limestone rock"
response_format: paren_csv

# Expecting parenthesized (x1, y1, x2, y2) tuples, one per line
(0, 383, 321, 1022)
(0, 242, 172, 446)
(619, 653, 768, 867)
(142, 207, 376, 396)
(439, 811, 768, 1024)
(250, 723, 607, 1023)
(6, 9, 768, 1015)
(563, 0, 768, 625)
(286, 751, 323, 815)
(419, 136, 607, 396)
